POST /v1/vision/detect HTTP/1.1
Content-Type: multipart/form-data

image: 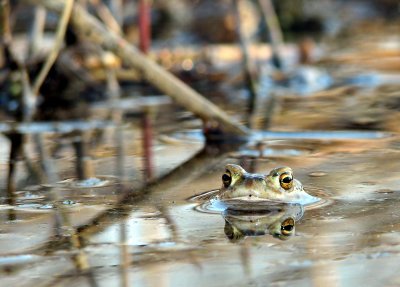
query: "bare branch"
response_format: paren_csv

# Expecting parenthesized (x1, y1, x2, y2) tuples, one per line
(32, 0, 74, 95)
(23, 0, 249, 136)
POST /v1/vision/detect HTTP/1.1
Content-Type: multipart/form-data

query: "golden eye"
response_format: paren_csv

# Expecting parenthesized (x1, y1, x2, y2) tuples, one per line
(281, 217, 295, 236)
(279, 173, 293, 190)
(222, 171, 232, 188)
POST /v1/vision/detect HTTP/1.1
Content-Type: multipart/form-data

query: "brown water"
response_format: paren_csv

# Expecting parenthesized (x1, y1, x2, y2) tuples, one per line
(1, 28, 400, 286)
(2, 130, 400, 287)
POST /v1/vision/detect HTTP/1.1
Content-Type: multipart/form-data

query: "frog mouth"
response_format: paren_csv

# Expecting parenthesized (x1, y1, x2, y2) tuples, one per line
(220, 197, 290, 211)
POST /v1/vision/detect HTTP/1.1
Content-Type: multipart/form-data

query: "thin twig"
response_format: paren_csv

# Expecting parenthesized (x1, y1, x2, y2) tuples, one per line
(89, 0, 122, 35)
(232, 0, 259, 129)
(90, 0, 122, 35)
(255, 0, 284, 69)
(21, 68, 36, 121)
(119, 222, 130, 287)
(0, 0, 11, 44)
(37, 134, 97, 286)
(104, 64, 126, 179)
(32, 0, 74, 95)
(108, 0, 123, 27)
(6, 133, 22, 220)
(22, 0, 249, 136)
(29, 6, 46, 57)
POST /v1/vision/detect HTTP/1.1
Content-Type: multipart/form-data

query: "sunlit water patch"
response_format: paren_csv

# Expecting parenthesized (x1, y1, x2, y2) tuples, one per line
(230, 146, 310, 158)
(251, 130, 391, 141)
(169, 129, 391, 147)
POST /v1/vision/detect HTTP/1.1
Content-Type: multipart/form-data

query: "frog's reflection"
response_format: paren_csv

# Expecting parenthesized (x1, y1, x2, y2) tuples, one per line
(222, 203, 304, 241)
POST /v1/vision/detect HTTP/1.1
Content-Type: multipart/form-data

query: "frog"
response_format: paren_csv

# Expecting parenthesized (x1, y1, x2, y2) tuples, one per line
(216, 164, 317, 205)
(223, 203, 304, 241)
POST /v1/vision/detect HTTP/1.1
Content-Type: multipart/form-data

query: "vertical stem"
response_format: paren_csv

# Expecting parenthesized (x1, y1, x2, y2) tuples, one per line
(37, 132, 97, 286)
(73, 138, 85, 180)
(256, 0, 284, 69)
(73, 134, 94, 180)
(21, 68, 36, 122)
(29, 6, 46, 57)
(105, 65, 125, 179)
(90, 0, 122, 34)
(6, 133, 23, 220)
(108, 0, 123, 27)
(157, 204, 178, 242)
(142, 109, 153, 182)
(32, 0, 74, 95)
(232, 0, 259, 128)
(138, 0, 153, 182)
(119, 222, 130, 287)
(0, 0, 11, 44)
(139, 0, 151, 53)
(34, 133, 59, 183)
(116, 124, 125, 179)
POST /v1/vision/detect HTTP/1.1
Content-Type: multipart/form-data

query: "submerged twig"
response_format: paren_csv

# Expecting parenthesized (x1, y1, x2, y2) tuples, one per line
(33, 133, 58, 183)
(142, 108, 154, 182)
(76, 144, 239, 239)
(73, 133, 95, 180)
(240, 240, 252, 277)
(119, 222, 130, 287)
(32, 0, 74, 95)
(37, 135, 97, 286)
(157, 204, 179, 242)
(6, 133, 23, 220)
(103, 58, 125, 179)
(22, 141, 47, 184)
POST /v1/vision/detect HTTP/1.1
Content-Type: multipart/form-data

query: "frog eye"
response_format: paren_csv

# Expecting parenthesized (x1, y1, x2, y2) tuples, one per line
(281, 218, 295, 236)
(222, 171, 232, 188)
(279, 173, 293, 190)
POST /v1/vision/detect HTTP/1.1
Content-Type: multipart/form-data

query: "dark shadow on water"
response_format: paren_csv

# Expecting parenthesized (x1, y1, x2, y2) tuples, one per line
(32, 141, 247, 254)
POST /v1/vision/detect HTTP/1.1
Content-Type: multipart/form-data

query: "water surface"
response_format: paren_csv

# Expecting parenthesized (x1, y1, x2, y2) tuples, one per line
(2, 133, 400, 287)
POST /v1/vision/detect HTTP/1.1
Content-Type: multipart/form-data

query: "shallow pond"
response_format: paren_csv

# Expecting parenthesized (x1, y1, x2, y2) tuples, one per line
(2, 130, 400, 287)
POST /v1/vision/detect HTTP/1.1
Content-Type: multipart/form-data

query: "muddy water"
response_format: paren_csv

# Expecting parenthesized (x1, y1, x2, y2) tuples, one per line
(2, 132, 400, 287)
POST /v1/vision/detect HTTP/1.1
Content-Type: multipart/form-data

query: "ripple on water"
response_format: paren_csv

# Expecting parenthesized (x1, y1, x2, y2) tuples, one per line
(192, 191, 329, 214)
(0, 254, 42, 266)
(53, 176, 116, 188)
(15, 191, 46, 201)
(194, 198, 228, 214)
(231, 147, 310, 158)
(308, 171, 328, 177)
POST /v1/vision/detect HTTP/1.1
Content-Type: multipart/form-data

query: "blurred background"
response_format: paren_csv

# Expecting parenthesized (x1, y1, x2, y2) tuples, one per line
(1, 1, 400, 286)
